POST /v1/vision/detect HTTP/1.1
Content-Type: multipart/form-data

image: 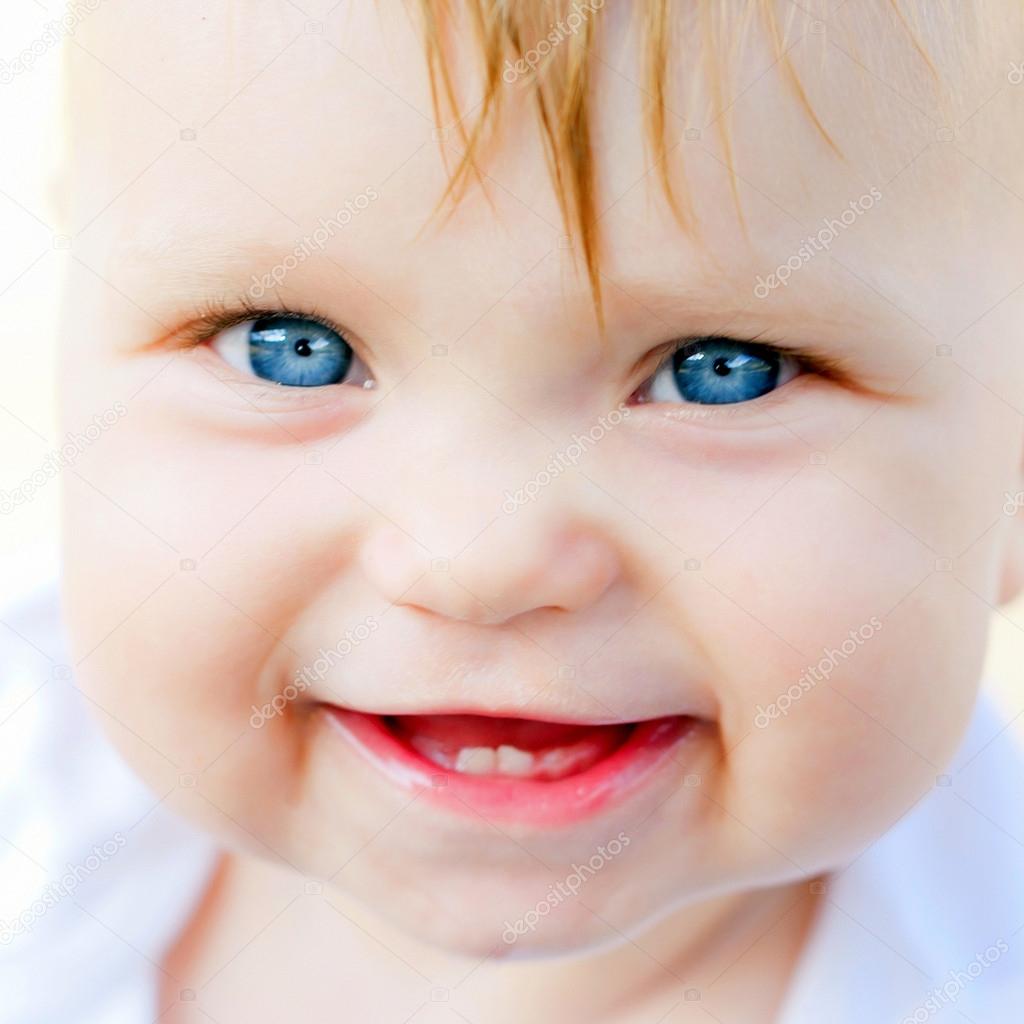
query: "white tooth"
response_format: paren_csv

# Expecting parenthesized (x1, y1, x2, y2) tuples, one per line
(409, 735, 453, 768)
(496, 745, 535, 777)
(535, 743, 593, 779)
(454, 747, 497, 775)
(536, 748, 569, 778)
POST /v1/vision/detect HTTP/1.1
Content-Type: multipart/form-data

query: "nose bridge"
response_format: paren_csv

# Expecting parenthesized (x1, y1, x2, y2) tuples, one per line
(384, 380, 563, 551)
(355, 398, 622, 623)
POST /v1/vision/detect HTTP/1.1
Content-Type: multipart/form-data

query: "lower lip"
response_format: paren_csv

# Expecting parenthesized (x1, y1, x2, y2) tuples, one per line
(323, 708, 699, 826)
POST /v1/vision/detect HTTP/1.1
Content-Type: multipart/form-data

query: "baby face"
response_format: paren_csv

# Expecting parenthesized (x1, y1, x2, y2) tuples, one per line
(60, 2, 1024, 955)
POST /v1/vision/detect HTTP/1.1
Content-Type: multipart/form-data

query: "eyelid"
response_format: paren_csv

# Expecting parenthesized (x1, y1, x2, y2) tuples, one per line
(171, 298, 376, 393)
(166, 296, 354, 351)
(631, 333, 852, 397)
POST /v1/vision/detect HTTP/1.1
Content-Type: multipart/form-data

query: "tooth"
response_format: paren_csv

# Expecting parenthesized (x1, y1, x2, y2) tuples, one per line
(536, 748, 568, 778)
(496, 745, 535, 777)
(454, 747, 497, 775)
(535, 744, 594, 779)
(409, 735, 454, 769)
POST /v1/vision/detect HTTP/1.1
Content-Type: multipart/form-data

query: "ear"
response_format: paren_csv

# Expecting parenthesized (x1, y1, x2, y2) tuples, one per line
(998, 440, 1024, 605)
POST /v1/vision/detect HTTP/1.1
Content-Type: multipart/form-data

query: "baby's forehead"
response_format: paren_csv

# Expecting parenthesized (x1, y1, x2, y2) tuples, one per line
(63, 1, 1023, 340)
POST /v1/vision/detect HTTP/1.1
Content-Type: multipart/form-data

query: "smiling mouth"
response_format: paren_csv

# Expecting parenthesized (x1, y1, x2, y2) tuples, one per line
(385, 713, 634, 780)
(323, 707, 701, 825)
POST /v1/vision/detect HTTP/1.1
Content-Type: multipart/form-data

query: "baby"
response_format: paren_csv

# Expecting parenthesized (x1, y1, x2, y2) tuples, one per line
(10, 0, 1024, 1021)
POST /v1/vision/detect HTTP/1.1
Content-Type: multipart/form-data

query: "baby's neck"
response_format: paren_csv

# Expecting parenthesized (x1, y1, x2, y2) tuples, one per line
(160, 853, 823, 1024)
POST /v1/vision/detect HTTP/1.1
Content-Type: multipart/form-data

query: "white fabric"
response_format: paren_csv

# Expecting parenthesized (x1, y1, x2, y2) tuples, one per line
(777, 693, 1024, 1023)
(0, 563, 216, 1024)
(1, 567, 1022, 1022)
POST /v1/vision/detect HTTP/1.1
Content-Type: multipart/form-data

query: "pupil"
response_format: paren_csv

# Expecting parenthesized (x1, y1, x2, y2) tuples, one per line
(294, 338, 312, 357)
(712, 356, 731, 376)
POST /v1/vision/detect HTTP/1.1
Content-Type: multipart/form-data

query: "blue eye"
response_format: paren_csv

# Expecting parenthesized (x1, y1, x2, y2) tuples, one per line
(647, 338, 797, 406)
(212, 315, 358, 387)
(248, 316, 352, 386)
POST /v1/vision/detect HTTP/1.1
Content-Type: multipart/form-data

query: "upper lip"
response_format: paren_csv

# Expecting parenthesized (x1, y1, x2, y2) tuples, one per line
(317, 699, 703, 727)
(302, 650, 718, 726)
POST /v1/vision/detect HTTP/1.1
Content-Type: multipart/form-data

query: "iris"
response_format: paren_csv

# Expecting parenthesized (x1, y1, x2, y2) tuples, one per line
(670, 339, 782, 405)
(247, 316, 353, 387)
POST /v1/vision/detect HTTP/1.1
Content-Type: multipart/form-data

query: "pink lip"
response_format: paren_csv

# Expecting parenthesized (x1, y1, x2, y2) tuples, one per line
(323, 707, 699, 826)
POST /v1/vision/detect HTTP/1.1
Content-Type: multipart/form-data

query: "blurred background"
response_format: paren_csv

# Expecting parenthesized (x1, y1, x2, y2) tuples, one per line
(0, 3, 64, 599)
(0, 2, 1019, 727)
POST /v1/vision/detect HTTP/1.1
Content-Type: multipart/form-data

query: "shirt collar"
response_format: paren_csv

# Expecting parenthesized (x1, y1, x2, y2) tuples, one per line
(777, 694, 1024, 1023)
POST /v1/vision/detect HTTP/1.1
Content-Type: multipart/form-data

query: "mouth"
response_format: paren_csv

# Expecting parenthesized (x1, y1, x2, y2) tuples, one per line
(323, 707, 701, 826)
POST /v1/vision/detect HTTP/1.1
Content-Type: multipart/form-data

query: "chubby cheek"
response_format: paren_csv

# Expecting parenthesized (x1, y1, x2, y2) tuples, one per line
(683, 467, 991, 874)
(58, 366, 374, 843)
(60, 473, 379, 854)
(60, 522, 296, 820)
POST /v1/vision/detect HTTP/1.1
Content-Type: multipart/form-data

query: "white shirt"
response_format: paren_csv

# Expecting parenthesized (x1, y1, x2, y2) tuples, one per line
(777, 692, 1024, 1024)
(0, 560, 216, 1024)
(1, 565, 1022, 1022)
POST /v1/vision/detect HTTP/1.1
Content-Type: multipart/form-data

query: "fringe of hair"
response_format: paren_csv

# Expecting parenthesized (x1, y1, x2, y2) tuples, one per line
(411, 0, 954, 321)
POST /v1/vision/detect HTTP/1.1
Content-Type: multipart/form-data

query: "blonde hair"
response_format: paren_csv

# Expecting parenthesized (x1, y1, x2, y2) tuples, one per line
(412, 0, 983, 315)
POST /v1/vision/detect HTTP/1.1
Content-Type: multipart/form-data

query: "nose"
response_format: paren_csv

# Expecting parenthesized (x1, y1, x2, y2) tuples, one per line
(359, 512, 622, 625)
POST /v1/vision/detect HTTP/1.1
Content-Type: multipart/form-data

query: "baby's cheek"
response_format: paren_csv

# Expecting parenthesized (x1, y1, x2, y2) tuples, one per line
(61, 441, 309, 829)
(690, 472, 989, 869)
(719, 600, 983, 874)
(64, 544, 273, 748)
(64, 547, 322, 854)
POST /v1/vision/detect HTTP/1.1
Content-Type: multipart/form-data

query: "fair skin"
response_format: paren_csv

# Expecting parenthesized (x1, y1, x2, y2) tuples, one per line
(58, 2, 1024, 1021)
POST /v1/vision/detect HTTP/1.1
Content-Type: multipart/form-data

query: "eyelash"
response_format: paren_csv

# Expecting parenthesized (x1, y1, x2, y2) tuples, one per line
(632, 333, 845, 398)
(179, 296, 851, 398)
(179, 296, 347, 349)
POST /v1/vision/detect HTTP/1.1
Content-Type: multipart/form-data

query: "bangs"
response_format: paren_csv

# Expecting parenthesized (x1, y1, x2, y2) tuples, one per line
(411, 0, 988, 319)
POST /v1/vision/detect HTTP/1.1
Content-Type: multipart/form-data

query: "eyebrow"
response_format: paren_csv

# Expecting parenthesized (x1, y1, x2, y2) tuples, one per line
(107, 199, 905, 367)
(108, 223, 364, 317)
(601, 255, 867, 337)
(113, 229, 295, 283)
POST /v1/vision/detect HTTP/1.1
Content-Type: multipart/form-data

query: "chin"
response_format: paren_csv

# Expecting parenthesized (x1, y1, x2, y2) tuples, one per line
(380, 896, 637, 960)
(329, 858, 672, 961)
